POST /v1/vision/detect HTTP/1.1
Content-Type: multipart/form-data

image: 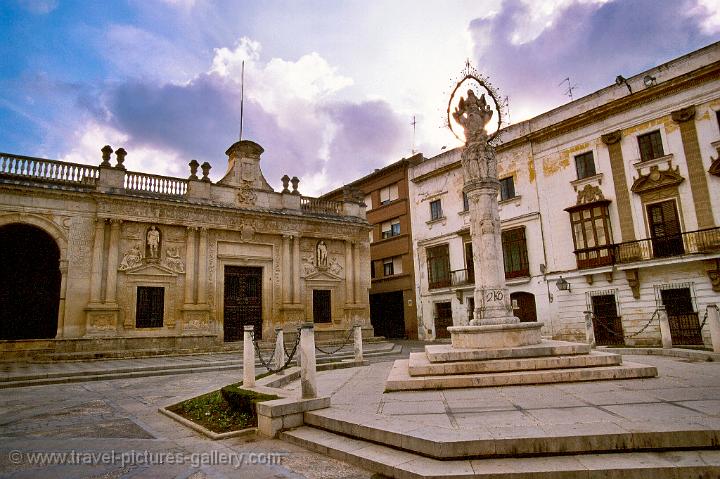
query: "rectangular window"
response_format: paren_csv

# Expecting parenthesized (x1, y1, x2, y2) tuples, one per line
(499, 176, 515, 201)
(312, 289, 332, 323)
(381, 219, 401, 239)
(638, 130, 664, 162)
(462, 191, 469, 211)
(464, 241, 475, 283)
(647, 200, 684, 258)
(427, 244, 450, 289)
(501, 227, 530, 278)
(136, 286, 164, 328)
(379, 183, 399, 205)
(430, 199, 443, 220)
(370, 260, 376, 279)
(383, 258, 394, 276)
(467, 297, 475, 321)
(369, 229, 374, 243)
(364, 194, 373, 210)
(574, 151, 596, 179)
(570, 204, 614, 269)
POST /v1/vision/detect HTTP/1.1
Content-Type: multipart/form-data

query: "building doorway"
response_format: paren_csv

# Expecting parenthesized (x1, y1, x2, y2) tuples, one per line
(510, 292, 537, 322)
(313, 289, 332, 324)
(659, 286, 703, 345)
(223, 266, 262, 341)
(590, 293, 625, 346)
(0, 224, 60, 340)
(647, 200, 684, 258)
(434, 301, 453, 339)
(370, 291, 405, 339)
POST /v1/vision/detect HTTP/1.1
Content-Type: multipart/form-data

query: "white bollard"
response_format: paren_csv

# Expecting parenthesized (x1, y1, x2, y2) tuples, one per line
(243, 325, 256, 387)
(354, 324, 363, 363)
(299, 323, 317, 399)
(274, 327, 285, 374)
(657, 306, 673, 349)
(583, 311, 596, 348)
(707, 305, 720, 353)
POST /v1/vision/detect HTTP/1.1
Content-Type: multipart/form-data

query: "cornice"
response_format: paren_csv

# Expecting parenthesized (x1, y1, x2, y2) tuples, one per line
(412, 160, 462, 184)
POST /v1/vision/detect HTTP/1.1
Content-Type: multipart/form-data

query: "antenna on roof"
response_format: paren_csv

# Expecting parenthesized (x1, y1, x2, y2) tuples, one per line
(559, 77, 577, 101)
(411, 115, 417, 154)
(239, 60, 245, 141)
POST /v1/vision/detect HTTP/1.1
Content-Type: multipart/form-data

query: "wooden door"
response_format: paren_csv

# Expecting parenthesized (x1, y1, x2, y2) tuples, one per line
(223, 266, 262, 341)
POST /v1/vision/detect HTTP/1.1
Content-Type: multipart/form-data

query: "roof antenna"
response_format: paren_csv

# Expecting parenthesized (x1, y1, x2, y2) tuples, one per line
(559, 77, 577, 101)
(411, 115, 417, 154)
(239, 60, 245, 141)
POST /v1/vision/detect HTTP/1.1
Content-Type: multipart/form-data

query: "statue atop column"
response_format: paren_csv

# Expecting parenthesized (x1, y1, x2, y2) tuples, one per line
(453, 90, 497, 183)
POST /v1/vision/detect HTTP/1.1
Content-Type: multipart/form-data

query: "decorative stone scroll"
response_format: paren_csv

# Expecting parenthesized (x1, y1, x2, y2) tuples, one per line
(576, 184, 605, 205)
(631, 165, 684, 194)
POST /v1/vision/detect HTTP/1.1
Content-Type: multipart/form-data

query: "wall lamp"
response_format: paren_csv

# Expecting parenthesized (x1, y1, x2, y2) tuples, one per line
(615, 75, 632, 94)
(555, 276, 571, 293)
(643, 74, 657, 88)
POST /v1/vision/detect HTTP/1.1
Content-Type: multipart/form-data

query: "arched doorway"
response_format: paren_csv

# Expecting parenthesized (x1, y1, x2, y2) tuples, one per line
(0, 224, 61, 339)
(510, 292, 537, 323)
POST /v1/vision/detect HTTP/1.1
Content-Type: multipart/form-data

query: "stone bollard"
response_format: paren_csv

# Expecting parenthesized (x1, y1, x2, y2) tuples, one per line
(299, 323, 318, 399)
(657, 306, 673, 349)
(274, 327, 285, 374)
(583, 311, 596, 348)
(243, 325, 256, 387)
(708, 305, 720, 353)
(353, 324, 363, 362)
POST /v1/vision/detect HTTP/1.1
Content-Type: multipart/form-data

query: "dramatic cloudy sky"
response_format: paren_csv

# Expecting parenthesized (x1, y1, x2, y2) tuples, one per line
(1, 0, 718, 195)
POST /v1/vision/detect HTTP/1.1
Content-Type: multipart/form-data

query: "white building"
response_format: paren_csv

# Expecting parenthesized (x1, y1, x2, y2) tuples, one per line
(410, 42, 720, 346)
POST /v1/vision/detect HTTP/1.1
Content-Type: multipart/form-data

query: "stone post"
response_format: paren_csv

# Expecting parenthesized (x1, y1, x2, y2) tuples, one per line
(707, 305, 720, 353)
(243, 325, 256, 387)
(583, 311, 596, 348)
(299, 323, 317, 399)
(274, 327, 285, 374)
(105, 219, 122, 304)
(657, 306, 673, 349)
(354, 324, 363, 362)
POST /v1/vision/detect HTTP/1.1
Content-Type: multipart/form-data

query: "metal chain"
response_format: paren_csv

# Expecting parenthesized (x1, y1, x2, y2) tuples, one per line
(699, 308, 710, 330)
(589, 309, 659, 339)
(250, 328, 301, 373)
(315, 325, 355, 355)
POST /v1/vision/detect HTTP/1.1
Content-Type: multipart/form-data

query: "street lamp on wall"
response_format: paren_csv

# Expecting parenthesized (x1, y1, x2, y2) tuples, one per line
(556, 276, 571, 293)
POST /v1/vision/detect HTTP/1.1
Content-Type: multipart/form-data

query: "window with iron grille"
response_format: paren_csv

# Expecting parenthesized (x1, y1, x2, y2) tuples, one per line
(430, 199, 443, 220)
(427, 244, 450, 289)
(574, 151, 596, 179)
(501, 227, 529, 278)
(638, 131, 664, 162)
(499, 176, 515, 201)
(136, 286, 164, 328)
(569, 204, 614, 269)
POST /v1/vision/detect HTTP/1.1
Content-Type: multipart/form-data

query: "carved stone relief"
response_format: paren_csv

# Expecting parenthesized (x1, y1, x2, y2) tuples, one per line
(163, 246, 185, 273)
(631, 165, 684, 195)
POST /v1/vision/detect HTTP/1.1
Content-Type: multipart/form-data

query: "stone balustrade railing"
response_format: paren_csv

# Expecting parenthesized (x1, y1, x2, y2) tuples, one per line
(300, 197, 343, 215)
(125, 171, 188, 197)
(0, 152, 99, 186)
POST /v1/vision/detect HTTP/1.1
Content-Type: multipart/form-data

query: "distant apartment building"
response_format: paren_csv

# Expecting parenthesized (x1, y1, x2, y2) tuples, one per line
(322, 155, 422, 338)
(409, 42, 720, 346)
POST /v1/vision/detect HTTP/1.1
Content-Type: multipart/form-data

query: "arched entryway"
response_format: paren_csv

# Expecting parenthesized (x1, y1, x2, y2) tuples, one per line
(510, 292, 537, 323)
(0, 224, 61, 339)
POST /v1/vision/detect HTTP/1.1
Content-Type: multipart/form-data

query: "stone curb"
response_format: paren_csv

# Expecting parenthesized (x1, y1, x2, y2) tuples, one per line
(599, 346, 720, 361)
(158, 406, 257, 441)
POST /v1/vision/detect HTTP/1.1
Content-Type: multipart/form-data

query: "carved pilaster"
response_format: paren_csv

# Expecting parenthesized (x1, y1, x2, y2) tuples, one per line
(292, 234, 301, 303)
(345, 240, 353, 305)
(197, 227, 208, 304)
(105, 219, 122, 304)
(89, 217, 106, 304)
(353, 241, 362, 304)
(184, 226, 197, 304)
(282, 234, 292, 304)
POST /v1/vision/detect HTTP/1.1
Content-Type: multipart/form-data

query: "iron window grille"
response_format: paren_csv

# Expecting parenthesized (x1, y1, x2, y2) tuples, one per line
(430, 199, 443, 220)
(575, 151, 596, 179)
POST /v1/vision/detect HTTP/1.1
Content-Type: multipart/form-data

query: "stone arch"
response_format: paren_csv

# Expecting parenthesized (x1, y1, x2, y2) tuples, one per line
(0, 213, 68, 262)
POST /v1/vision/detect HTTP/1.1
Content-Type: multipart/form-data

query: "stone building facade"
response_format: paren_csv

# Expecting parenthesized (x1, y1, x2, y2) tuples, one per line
(410, 42, 720, 346)
(0, 140, 372, 356)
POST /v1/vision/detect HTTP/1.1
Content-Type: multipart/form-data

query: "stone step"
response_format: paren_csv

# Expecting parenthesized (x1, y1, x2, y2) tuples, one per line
(303, 407, 720, 459)
(281, 426, 720, 478)
(386, 360, 657, 391)
(409, 350, 622, 376)
(425, 340, 591, 363)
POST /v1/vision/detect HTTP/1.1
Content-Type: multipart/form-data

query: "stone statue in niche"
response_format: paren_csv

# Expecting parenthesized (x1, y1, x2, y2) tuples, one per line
(316, 240, 328, 269)
(146, 225, 161, 260)
(164, 246, 185, 273)
(119, 243, 143, 271)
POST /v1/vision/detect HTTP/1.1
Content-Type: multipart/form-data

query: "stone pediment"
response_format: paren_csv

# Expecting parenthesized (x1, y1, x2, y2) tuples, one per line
(631, 165, 684, 194)
(304, 269, 342, 282)
(122, 262, 177, 277)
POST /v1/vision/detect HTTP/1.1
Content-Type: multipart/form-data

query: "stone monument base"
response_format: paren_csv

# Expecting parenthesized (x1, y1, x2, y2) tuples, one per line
(448, 322, 543, 349)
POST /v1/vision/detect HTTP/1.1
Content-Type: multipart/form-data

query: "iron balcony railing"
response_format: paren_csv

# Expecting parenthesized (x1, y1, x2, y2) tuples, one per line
(574, 226, 720, 269)
(450, 268, 475, 286)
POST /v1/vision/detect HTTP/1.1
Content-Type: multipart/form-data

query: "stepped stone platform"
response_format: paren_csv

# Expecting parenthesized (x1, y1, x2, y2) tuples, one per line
(385, 340, 657, 391)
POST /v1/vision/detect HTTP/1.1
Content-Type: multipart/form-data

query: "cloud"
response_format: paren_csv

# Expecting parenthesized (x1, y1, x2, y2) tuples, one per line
(17, 0, 57, 14)
(470, 0, 718, 122)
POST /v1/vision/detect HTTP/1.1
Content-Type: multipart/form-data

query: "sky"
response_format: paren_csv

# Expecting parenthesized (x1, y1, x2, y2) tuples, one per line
(1, 0, 719, 196)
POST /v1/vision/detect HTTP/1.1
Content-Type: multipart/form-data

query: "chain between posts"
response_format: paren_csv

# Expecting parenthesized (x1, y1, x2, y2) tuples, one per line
(699, 307, 710, 330)
(315, 325, 356, 355)
(250, 328, 301, 373)
(590, 309, 660, 338)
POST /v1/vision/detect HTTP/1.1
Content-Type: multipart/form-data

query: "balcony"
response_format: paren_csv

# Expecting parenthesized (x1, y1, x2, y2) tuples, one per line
(574, 226, 720, 269)
(450, 268, 475, 286)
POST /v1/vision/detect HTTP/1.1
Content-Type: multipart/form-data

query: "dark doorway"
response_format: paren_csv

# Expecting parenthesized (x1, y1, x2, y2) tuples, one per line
(136, 286, 164, 328)
(510, 292, 537, 322)
(591, 294, 625, 346)
(0, 224, 60, 340)
(313, 289, 332, 324)
(647, 200, 684, 258)
(223, 266, 262, 342)
(660, 287, 703, 345)
(370, 291, 405, 339)
(434, 301, 453, 339)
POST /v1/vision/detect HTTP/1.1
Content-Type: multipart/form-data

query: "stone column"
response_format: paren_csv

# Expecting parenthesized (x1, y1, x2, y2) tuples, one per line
(583, 311, 596, 348)
(105, 219, 122, 304)
(243, 325, 256, 387)
(299, 323, 317, 399)
(292, 234, 301, 303)
(56, 260, 68, 338)
(353, 241, 361, 304)
(707, 305, 720, 353)
(274, 327, 285, 373)
(197, 227, 208, 304)
(89, 218, 106, 303)
(282, 235, 292, 304)
(658, 306, 673, 349)
(465, 180, 516, 325)
(354, 324, 363, 362)
(345, 240, 353, 304)
(184, 227, 197, 304)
